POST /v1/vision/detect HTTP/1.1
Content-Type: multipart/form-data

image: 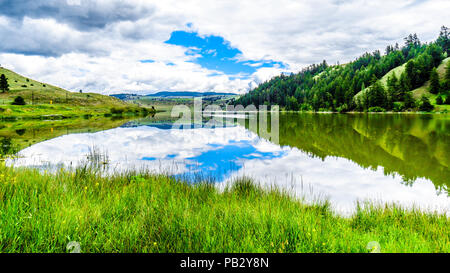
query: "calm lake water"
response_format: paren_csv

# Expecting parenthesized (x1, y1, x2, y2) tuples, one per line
(4, 112, 450, 215)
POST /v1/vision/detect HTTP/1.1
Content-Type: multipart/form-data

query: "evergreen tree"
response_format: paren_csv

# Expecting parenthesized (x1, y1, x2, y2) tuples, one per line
(429, 67, 440, 94)
(399, 72, 411, 96)
(367, 79, 387, 108)
(0, 74, 9, 93)
(405, 60, 416, 89)
(387, 72, 400, 101)
(418, 95, 434, 112)
(286, 96, 299, 111)
(403, 92, 416, 110)
(437, 26, 450, 55)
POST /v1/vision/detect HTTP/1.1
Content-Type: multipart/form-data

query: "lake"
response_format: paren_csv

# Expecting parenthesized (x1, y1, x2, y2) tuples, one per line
(3, 112, 449, 215)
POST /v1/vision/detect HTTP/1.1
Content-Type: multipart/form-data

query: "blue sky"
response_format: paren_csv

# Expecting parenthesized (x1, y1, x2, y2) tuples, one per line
(163, 30, 286, 78)
(143, 140, 285, 182)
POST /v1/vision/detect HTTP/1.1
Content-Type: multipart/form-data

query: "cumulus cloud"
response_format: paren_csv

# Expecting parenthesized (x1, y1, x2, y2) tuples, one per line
(0, 0, 155, 30)
(0, 0, 448, 94)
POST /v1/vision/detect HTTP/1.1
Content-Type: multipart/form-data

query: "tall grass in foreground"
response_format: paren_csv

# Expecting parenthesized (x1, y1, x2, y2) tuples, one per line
(0, 163, 448, 253)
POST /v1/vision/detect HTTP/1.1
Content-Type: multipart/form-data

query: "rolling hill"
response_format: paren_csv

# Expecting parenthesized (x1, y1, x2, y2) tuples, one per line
(235, 27, 450, 112)
(0, 67, 147, 118)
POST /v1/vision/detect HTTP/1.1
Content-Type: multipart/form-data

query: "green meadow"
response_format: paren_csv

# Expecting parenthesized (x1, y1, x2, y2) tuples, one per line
(0, 163, 448, 253)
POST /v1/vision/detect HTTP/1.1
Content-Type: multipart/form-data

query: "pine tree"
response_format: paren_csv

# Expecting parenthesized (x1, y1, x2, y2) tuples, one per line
(387, 72, 400, 101)
(403, 92, 416, 110)
(399, 72, 411, 98)
(367, 80, 387, 108)
(418, 95, 434, 112)
(437, 25, 449, 55)
(405, 60, 416, 88)
(429, 68, 440, 94)
(0, 74, 9, 93)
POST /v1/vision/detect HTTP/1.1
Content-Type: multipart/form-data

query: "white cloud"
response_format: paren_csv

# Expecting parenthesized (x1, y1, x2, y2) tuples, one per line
(0, 0, 449, 94)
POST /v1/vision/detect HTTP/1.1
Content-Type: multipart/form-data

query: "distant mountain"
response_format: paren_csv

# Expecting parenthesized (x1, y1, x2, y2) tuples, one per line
(110, 91, 237, 100)
(109, 93, 140, 100)
(146, 91, 237, 98)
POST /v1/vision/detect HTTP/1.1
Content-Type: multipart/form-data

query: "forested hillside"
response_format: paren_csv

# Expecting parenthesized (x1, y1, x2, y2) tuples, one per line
(236, 26, 450, 112)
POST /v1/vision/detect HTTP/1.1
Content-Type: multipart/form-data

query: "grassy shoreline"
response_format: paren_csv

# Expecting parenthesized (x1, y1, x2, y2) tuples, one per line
(0, 164, 448, 253)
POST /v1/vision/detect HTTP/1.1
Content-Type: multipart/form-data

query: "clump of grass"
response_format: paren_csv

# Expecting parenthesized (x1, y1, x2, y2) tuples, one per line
(86, 145, 110, 168)
(0, 164, 448, 253)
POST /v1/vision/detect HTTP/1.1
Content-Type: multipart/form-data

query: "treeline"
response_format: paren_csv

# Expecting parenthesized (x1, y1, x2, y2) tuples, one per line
(236, 26, 450, 112)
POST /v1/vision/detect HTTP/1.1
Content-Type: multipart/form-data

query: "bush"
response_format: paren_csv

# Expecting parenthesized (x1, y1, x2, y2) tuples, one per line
(337, 104, 349, 113)
(418, 96, 434, 112)
(300, 103, 312, 111)
(110, 107, 125, 115)
(11, 96, 26, 105)
(368, 106, 385, 112)
(436, 95, 444, 105)
(445, 96, 450, 105)
(393, 102, 404, 112)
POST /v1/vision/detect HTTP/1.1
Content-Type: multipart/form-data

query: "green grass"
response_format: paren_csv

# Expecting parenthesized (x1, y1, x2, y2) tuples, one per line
(0, 164, 448, 253)
(379, 63, 407, 87)
(0, 67, 153, 118)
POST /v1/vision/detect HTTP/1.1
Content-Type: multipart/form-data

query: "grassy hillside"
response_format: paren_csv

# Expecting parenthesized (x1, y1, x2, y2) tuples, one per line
(0, 67, 149, 118)
(411, 57, 450, 112)
(354, 63, 406, 98)
(354, 57, 449, 112)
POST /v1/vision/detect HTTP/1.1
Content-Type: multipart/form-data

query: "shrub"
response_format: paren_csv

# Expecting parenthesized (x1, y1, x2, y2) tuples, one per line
(337, 104, 349, 113)
(368, 106, 385, 112)
(11, 96, 26, 105)
(393, 102, 404, 112)
(418, 96, 434, 112)
(436, 95, 443, 105)
(110, 107, 125, 115)
(445, 96, 450, 105)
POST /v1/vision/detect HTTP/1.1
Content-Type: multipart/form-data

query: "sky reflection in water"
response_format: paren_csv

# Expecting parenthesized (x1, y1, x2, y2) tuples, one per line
(10, 120, 450, 216)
